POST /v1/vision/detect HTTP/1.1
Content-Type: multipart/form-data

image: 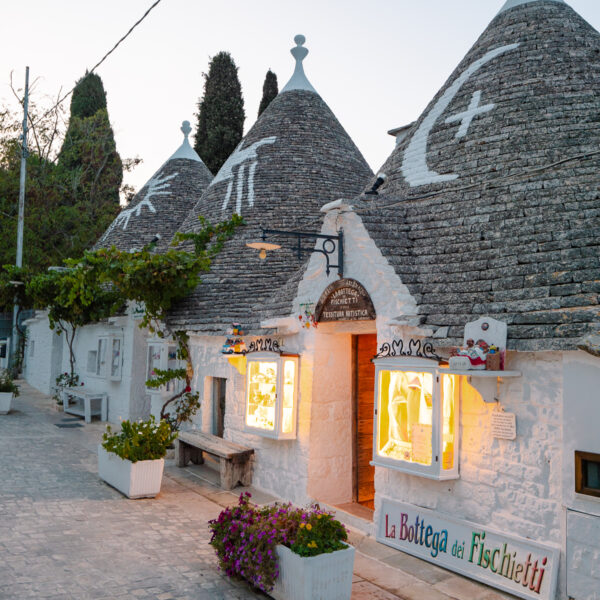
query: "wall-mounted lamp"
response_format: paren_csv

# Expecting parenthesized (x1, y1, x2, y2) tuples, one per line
(364, 172, 387, 196)
(246, 227, 344, 277)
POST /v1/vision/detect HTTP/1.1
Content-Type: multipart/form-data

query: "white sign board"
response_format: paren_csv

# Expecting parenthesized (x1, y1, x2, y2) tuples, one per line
(377, 499, 559, 600)
(492, 411, 517, 440)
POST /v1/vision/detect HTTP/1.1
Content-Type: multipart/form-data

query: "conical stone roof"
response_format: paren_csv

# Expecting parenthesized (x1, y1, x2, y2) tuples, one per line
(96, 121, 213, 253)
(168, 36, 373, 334)
(355, 0, 600, 351)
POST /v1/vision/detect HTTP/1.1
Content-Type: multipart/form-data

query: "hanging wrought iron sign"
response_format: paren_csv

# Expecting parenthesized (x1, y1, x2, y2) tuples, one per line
(314, 278, 376, 322)
(375, 338, 441, 361)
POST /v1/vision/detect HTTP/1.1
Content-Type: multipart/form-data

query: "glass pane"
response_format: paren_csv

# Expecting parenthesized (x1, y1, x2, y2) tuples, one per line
(147, 345, 161, 381)
(96, 338, 107, 376)
(377, 370, 433, 465)
(441, 374, 456, 470)
(166, 345, 178, 392)
(281, 360, 296, 434)
(111, 339, 121, 377)
(585, 460, 600, 490)
(246, 361, 277, 431)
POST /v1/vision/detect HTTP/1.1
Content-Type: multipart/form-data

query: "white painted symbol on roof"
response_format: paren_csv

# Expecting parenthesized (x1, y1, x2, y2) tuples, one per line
(211, 136, 277, 214)
(104, 171, 178, 235)
(444, 90, 495, 139)
(401, 43, 520, 188)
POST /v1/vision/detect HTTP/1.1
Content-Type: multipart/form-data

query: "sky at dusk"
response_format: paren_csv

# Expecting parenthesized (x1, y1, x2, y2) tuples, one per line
(2, 0, 600, 197)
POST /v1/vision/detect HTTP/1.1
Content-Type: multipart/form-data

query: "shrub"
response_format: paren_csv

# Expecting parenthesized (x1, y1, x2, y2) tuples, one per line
(102, 415, 177, 463)
(0, 372, 19, 397)
(208, 493, 348, 592)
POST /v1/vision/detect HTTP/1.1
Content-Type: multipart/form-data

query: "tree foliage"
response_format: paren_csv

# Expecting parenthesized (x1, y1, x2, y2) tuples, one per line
(0, 76, 133, 272)
(193, 52, 245, 174)
(68, 72, 107, 119)
(58, 72, 122, 227)
(258, 70, 278, 117)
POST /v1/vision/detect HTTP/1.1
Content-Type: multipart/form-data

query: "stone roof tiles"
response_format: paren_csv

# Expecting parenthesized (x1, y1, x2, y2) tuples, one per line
(355, 0, 600, 351)
(168, 40, 373, 333)
(95, 122, 213, 254)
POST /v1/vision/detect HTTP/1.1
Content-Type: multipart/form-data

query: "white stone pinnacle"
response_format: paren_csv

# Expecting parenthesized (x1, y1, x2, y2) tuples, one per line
(497, 0, 566, 15)
(280, 34, 318, 94)
(168, 120, 203, 162)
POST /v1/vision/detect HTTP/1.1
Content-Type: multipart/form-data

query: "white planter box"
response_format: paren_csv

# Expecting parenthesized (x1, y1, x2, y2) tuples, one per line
(270, 543, 355, 600)
(97, 445, 164, 499)
(0, 392, 13, 414)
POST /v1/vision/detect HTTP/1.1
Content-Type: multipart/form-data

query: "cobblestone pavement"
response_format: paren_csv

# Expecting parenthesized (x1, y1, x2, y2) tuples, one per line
(1, 384, 516, 600)
(0, 384, 263, 600)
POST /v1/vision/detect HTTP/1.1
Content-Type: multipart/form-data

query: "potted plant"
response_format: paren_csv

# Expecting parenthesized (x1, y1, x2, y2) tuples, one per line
(209, 493, 354, 599)
(0, 372, 19, 414)
(98, 416, 177, 498)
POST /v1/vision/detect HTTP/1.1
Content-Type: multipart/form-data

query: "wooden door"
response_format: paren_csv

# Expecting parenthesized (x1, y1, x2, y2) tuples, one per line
(212, 378, 226, 438)
(353, 334, 377, 509)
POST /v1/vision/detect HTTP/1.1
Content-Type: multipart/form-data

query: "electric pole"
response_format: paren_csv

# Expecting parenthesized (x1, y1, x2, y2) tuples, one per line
(10, 66, 29, 374)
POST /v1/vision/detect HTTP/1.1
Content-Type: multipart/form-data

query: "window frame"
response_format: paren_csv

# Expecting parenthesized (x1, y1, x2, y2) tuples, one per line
(575, 450, 600, 499)
(372, 357, 460, 481)
(243, 352, 299, 440)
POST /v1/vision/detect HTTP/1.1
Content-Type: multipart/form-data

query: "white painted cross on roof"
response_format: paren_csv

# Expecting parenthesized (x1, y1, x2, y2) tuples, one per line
(444, 90, 495, 139)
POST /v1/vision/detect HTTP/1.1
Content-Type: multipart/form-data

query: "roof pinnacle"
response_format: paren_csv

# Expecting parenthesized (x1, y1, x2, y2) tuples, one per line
(280, 34, 317, 95)
(167, 119, 202, 162)
(497, 0, 566, 15)
(181, 120, 192, 139)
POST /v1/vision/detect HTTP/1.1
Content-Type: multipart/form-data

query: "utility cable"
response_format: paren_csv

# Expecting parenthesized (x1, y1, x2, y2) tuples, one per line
(31, 0, 164, 126)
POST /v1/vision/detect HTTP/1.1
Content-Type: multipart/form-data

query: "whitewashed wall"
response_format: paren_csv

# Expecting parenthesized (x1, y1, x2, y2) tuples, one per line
(67, 313, 150, 423)
(562, 351, 600, 599)
(22, 311, 63, 395)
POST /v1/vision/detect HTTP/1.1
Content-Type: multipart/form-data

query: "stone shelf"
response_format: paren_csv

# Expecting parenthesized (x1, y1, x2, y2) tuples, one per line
(443, 370, 521, 378)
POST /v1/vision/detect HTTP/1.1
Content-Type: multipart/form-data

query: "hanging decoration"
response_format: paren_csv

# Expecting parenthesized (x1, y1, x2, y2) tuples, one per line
(375, 338, 441, 361)
(298, 302, 318, 329)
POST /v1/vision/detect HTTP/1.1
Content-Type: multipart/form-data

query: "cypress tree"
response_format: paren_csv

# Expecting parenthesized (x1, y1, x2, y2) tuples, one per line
(69, 72, 107, 118)
(58, 72, 122, 234)
(193, 52, 245, 174)
(258, 70, 278, 117)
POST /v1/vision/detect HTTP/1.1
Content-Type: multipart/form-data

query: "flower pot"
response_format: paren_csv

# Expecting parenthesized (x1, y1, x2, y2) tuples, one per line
(0, 392, 13, 414)
(269, 543, 355, 600)
(97, 445, 164, 499)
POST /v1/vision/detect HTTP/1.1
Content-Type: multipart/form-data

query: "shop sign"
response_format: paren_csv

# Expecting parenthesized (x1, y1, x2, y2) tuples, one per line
(314, 278, 375, 322)
(377, 499, 559, 600)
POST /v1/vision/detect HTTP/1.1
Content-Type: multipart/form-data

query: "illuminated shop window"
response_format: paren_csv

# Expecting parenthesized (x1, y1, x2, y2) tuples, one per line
(373, 358, 459, 480)
(245, 353, 298, 439)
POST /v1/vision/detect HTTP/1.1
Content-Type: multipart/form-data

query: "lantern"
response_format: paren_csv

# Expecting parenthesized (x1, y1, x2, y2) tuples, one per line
(244, 352, 299, 439)
(373, 357, 459, 480)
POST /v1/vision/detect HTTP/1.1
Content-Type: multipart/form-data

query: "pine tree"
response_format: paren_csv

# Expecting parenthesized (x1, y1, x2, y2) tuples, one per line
(194, 52, 245, 174)
(58, 72, 122, 234)
(258, 70, 278, 117)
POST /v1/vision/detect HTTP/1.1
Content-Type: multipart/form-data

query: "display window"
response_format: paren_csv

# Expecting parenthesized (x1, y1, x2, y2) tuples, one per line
(373, 357, 459, 480)
(244, 352, 298, 439)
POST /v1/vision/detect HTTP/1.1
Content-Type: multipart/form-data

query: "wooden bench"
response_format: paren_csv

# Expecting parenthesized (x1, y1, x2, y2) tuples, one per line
(176, 431, 254, 490)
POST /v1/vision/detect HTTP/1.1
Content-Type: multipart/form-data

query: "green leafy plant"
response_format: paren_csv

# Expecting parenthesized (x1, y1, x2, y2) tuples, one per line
(208, 493, 349, 592)
(102, 415, 177, 463)
(0, 372, 20, 396)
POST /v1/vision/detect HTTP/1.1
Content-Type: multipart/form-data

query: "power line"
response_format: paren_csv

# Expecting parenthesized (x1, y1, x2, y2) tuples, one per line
(32, 0, 164, 126)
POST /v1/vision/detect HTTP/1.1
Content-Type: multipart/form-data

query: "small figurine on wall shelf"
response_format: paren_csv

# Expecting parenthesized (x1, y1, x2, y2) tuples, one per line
(448, 316, 507, 371)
